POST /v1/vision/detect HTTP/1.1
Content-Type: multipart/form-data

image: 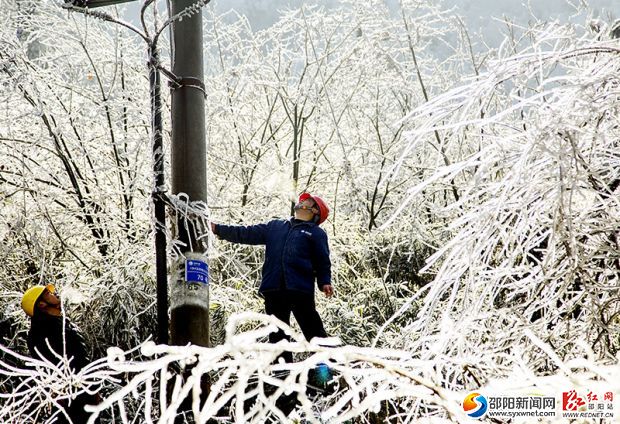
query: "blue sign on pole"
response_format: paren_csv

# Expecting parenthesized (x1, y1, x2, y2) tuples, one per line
(185, 259, 209, 285)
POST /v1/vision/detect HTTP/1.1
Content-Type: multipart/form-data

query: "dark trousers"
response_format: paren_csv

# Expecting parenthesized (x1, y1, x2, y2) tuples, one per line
(263, 290, 327, 363)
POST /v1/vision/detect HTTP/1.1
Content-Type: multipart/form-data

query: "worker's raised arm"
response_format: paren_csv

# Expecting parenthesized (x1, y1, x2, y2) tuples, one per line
(211, 221, 270, 245)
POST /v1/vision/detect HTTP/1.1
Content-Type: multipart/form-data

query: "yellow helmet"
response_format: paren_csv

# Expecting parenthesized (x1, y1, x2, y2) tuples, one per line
(21, 284, 55, 317)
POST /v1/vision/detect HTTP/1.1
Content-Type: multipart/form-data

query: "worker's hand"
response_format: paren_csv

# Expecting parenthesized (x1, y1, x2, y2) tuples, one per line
(210, 222, 216, 234)
(321, 284, 334, 298)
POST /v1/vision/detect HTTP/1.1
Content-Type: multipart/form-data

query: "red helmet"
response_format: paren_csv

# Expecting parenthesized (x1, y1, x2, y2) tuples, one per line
(298, 193, 329, 224)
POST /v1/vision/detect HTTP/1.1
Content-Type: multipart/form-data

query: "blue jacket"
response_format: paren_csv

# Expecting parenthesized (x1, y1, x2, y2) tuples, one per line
(214, 218, 331, 295)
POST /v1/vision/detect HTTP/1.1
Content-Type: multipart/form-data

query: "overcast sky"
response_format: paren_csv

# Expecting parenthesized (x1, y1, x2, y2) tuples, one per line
(122, 0, 617, 47)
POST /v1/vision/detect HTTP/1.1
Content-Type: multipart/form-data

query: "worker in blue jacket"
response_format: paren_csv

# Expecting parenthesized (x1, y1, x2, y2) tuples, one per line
(211, 193, 334, 362)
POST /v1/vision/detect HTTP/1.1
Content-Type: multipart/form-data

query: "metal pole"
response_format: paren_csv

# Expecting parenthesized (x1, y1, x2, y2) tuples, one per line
(169, 0, 209, 348)
(149, 45, 168, 345)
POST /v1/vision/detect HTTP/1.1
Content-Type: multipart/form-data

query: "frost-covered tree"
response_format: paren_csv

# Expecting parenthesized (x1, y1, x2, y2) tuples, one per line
(0, 0, 156, 355)
(381, 15, 620, 391)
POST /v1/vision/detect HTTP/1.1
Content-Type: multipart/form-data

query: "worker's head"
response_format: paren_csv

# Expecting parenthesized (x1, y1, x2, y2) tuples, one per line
(294, 193, 329, 224)
(21, 284, 62, 318)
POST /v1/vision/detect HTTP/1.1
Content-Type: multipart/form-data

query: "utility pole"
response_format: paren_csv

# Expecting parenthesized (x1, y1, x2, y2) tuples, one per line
(61, 0, 211, 350)
(60, 0, 170, 344)
(149, 46, 169, 346)
(169, 0, 210, 349)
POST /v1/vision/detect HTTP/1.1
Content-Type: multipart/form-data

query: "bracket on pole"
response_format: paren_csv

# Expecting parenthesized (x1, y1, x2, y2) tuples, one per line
(148, 61, 207, 98)
(169, 77, 207, 98)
